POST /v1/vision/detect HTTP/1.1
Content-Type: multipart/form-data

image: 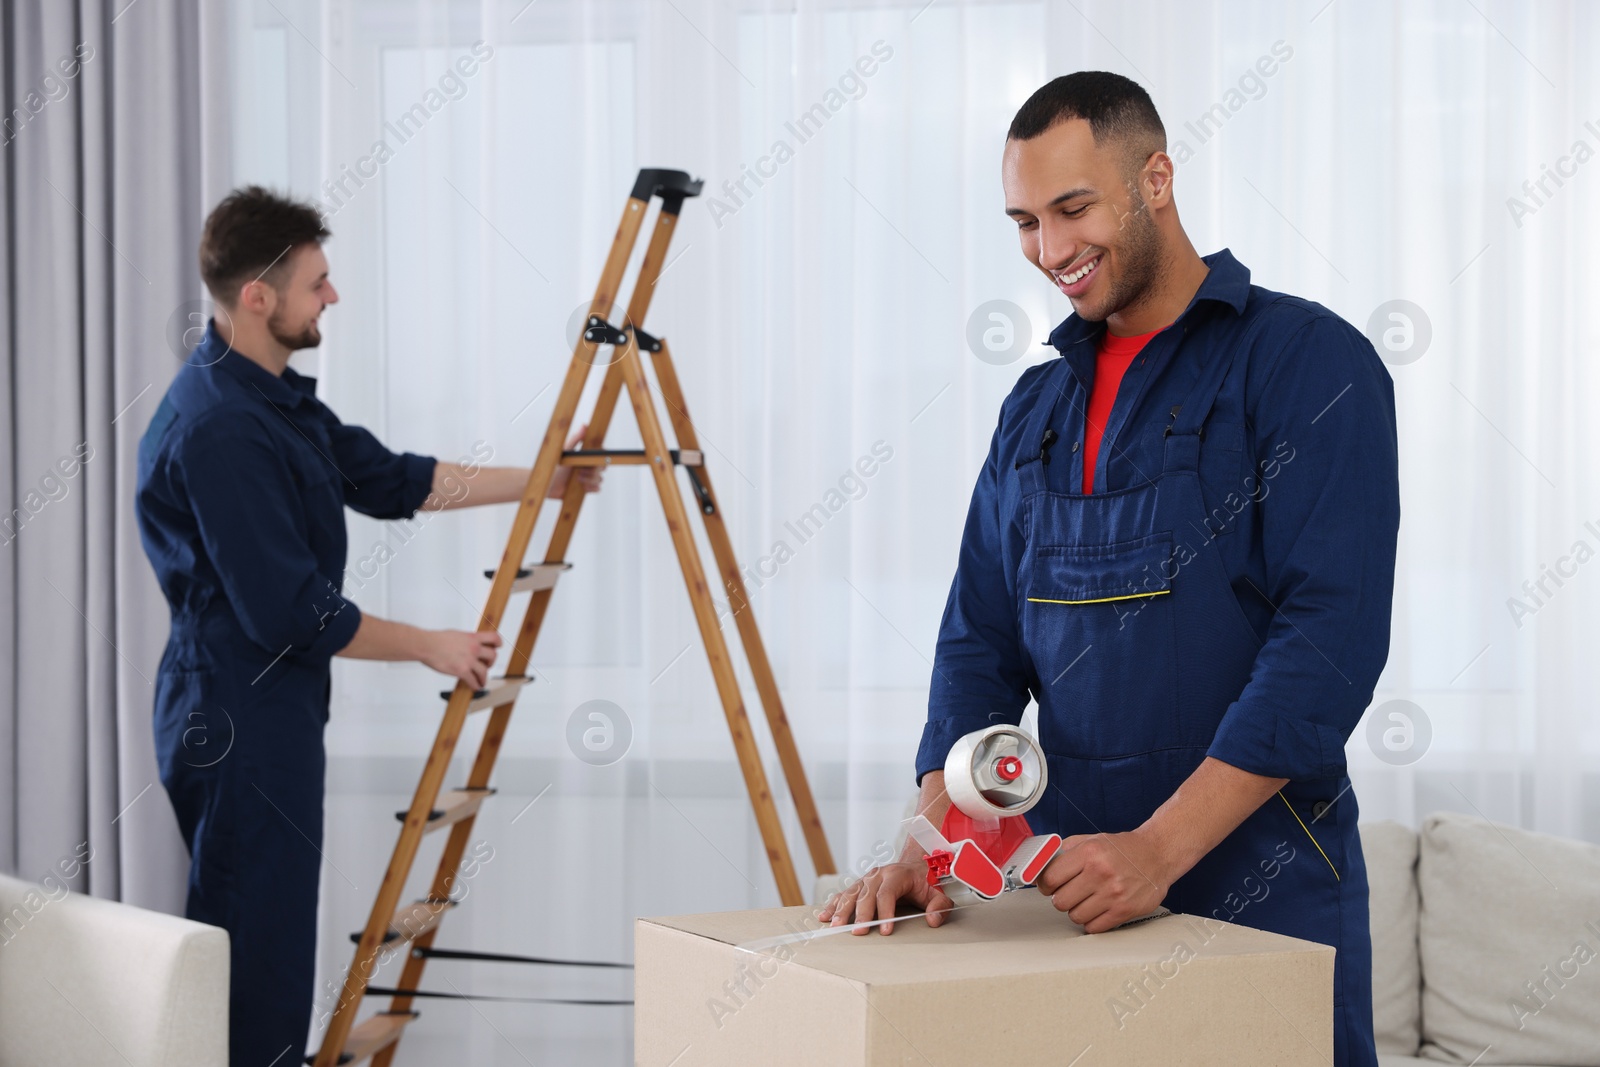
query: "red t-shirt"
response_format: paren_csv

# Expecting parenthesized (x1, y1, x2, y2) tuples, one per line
(1082, 326, 1164, 494)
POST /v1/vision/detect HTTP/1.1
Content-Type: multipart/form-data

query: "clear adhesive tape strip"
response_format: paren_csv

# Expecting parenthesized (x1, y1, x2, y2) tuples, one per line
(733, 903, 986, 954)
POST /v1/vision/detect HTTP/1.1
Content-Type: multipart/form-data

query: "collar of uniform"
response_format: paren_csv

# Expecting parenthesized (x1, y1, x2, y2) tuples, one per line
(205, 319, 319, 408)
(1045, 248, 1252, 377)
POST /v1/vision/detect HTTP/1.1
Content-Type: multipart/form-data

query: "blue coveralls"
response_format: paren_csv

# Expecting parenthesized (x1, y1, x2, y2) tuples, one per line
(135, 322, 436, 1065)
(918, 250, 1398, 1066)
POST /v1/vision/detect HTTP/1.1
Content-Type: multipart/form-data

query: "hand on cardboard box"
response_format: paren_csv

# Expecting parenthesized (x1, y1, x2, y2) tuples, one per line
(816, 862, 954, 935)
(1034, 828, 1172, 934)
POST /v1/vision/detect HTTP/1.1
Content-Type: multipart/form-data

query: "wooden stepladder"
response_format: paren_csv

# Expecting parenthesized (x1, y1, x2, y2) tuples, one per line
(312, 169, 836, 1066)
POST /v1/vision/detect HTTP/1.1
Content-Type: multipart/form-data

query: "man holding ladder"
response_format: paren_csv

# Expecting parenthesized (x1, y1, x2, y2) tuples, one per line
(135, 186, 597, 1064)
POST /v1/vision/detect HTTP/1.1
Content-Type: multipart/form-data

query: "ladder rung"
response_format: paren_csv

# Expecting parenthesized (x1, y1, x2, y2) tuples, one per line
(353, 899, 456, 947)
(312, 1011, 417, 1064)
(484, 562, 572, 594)
(560, 448, 702, 467)
(395, 787, 495, 832)
(439, 676, 531, 712)
(388, 899, 453, 944)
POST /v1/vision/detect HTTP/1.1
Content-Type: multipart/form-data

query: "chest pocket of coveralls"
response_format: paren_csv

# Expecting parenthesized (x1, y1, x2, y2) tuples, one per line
(1152, 416, 1247, 539)
(1020, 527, 1181, 756)
(1197, 420, 1247, 538)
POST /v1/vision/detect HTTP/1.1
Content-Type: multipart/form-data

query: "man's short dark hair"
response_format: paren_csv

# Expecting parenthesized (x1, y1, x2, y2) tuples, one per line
(199, 186, 330, 306)
(1008, 71, 1166, 174)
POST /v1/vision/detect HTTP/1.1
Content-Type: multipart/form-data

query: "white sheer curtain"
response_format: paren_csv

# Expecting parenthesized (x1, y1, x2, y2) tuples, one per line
(217, 0, 1598, 1058)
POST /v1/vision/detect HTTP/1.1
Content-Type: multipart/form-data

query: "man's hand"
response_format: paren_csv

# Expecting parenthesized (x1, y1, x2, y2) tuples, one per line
(817, 862, 953, 935)
(1036, 758, 1289, 933)
(1035, 828, 1174, 934)
(420, 629, 502, 689)
(337, 615, 505, 689)
(546, 424, 603, 499)
(425, 425, 603, 511)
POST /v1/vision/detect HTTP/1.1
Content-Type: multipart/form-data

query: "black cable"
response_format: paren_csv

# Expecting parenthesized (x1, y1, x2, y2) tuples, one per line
(413, 946, 632, 969)
(366, 985, 631, 1006)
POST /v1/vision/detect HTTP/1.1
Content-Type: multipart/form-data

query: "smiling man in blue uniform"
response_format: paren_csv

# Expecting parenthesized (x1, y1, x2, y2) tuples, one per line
(820, 73, 1398, 1066)
(136, 187, 598, 1064)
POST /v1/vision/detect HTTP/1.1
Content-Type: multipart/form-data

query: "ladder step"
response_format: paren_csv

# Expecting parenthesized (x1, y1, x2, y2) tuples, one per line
(309, 1011, 418, 1065)
(439, 676, 531, 713)
(484, 562, 572, 594)
(395, 787, 496, 833)
(560, 448, 702, 467)
(352, 899, 456, 947)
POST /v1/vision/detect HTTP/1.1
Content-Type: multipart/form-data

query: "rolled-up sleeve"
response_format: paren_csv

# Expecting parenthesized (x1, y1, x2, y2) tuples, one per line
(915, 411, 1034, 785)
(178, 413, 362, 661)
(1206, 314, 1400, 781)
(326, 417, 437, 520)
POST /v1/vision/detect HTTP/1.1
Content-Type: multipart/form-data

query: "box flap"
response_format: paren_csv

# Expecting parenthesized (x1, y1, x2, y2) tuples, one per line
(639, 890, 1332, 987)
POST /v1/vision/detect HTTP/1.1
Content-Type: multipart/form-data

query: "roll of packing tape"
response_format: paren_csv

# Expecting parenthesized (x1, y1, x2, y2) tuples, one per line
(944, 724, 1048, 820)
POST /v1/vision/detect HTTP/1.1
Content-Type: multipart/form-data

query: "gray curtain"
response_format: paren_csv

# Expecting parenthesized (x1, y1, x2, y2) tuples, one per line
(2, 0, 226, 914)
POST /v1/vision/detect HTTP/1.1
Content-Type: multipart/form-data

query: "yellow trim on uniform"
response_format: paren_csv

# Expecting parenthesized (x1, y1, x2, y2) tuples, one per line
(1026, 589, 1172, 606)
(1277, 791, 1339, 881)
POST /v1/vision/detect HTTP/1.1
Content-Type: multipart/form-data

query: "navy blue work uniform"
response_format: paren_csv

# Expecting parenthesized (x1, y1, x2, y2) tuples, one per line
(136, 322, 436, 1065)
(919, 250, 1399, 1066)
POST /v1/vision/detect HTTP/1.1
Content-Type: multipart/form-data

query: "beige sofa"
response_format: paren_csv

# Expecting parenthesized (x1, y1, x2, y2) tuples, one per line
(0, 872, 229, 1066)
(1364, 813, 1600, 1067)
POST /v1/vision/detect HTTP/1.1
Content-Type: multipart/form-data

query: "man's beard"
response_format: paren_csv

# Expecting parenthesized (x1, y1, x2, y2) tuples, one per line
(268, 309, 322, 351)
(1084, 189, 1163, 323)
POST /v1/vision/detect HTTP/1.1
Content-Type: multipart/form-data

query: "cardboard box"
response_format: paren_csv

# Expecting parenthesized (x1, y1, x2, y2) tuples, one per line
(636, 891, 1333, 1066)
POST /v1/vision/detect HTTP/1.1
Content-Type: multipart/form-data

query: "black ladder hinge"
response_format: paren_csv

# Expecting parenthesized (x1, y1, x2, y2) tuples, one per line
(583, 316, 629, 347)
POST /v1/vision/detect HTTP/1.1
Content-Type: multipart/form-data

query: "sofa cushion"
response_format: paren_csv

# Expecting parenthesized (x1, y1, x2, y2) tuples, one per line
(1362, 820, 1422, 1055)
(1417, 811, 1600, 1065)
